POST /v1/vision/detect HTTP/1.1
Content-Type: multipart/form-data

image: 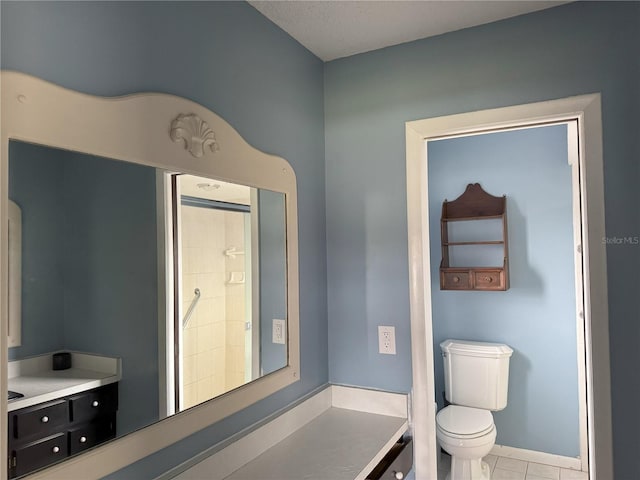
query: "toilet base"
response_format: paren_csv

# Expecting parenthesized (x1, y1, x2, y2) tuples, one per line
(436, 407, 496, 480)
(446, 458, 491, 480)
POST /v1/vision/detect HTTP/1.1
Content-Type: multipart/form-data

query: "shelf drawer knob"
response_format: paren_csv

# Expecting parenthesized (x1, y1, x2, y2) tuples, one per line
(394, 472, 404, 480)
(452, 276, 460, 283)
(483, 276, 493, 282)
(52, 446, 60, 454)
(79, 436, 87, 443)
(92, 400, 99, 407)
(41, 416, 49, 423)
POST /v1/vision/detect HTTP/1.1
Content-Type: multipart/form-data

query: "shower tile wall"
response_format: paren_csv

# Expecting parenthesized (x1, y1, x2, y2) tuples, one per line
(180, 205, 245, 409)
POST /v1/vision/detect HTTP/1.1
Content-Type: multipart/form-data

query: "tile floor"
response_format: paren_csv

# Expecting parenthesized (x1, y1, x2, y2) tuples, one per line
(438, 453, 588, 480)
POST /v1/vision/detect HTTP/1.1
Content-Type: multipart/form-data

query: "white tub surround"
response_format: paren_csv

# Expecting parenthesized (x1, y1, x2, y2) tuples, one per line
(7, 352, 121, 411)
(167, 385, 409, 480)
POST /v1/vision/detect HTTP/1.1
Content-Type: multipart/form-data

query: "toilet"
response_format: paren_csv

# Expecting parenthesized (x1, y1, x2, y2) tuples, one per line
(436, 339, 513, 480)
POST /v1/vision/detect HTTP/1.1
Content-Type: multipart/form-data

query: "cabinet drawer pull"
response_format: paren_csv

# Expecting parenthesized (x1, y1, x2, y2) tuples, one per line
(452, 276, 460, 283)
(52, 446, 60, 454)
(79, 436, 87, 443)
(92, 400, 99, 407)
(41, 416, 49, 423)
(394, 472, 404, 480)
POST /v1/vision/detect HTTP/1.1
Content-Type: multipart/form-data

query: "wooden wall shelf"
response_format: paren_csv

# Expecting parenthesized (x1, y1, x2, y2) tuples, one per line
(440, 183, 509, 291)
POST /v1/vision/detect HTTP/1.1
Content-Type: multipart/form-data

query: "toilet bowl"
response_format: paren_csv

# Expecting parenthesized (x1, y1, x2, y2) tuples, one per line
(436, 405, 496, 480)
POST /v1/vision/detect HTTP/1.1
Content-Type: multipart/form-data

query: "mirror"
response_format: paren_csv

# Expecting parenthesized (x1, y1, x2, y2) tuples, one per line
(1, 72, 300, 480)
(8, 139, 288, 435)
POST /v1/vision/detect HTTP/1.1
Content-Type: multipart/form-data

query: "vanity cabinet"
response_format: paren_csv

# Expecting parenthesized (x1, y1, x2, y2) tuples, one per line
(8, 383, 118, 478)
(440, 183, 509, 291)
(366, 437, 413, 480)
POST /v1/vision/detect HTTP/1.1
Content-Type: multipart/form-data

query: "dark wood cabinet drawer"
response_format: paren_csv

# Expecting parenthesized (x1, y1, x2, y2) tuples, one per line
(68, 414, 116, 455)
(10, 432, 68, 478)
(441, 271, 471, 290)
(69, 383, 118, 424)
(10, 400, 68, 441)
(8, 382, 118, 479)
(367, 437, 413, 480)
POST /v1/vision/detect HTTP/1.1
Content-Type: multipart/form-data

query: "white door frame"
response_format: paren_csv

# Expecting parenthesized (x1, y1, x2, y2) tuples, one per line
(405, 94, 613, 480)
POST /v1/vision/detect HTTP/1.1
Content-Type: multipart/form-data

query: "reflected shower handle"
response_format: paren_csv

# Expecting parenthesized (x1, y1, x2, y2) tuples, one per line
(182, 288, 201, 329)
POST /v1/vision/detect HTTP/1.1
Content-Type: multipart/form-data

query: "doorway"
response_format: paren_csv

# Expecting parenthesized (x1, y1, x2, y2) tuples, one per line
(405, 95, 612, 480)
(427, 122, 587, 473)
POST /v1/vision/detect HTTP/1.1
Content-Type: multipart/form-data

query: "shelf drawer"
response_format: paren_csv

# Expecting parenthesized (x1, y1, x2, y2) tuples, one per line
(441, 271, 471, 290)
(441, 267, 507, 291)
(11, 432, 68, 478)
(68, 414, 117, 455)
(473, 270, 504, 290)
(10, 400, 68, 440)
(367, 437, 413, 480)
(69, 383, 118, 424)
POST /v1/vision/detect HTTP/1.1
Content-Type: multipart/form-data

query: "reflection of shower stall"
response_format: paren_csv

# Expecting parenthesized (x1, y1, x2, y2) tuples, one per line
(172, 175, 255, 411)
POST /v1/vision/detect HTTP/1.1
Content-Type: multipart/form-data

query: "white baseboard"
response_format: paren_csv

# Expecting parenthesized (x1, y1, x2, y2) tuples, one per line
(331, 385, 408, 418)
(491, 444, 583, 471)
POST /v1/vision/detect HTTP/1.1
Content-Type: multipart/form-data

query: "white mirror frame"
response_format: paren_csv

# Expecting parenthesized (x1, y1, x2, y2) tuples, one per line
(0, 71, 300, 480)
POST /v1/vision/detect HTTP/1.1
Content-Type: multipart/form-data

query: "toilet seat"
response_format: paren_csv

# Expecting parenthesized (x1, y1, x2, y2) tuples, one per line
(436, 405, 494, 438)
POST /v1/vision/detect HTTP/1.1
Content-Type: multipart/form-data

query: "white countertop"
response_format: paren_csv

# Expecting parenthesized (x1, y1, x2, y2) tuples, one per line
(224, 407, 408, 480)
(171, 385, 410, 480)
(7, 352, 121, 411)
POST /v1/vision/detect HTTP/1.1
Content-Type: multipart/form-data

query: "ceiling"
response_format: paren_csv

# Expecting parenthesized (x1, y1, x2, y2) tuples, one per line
(180, 175, 251, 205)
(249, 1, 569, 61)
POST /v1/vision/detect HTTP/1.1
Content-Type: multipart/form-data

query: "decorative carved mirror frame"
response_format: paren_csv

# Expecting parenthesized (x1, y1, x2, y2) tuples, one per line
(0, 71, 300, 480)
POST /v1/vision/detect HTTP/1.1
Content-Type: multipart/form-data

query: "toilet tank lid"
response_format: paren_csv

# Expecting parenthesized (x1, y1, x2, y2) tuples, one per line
(441, 339, 513, 358)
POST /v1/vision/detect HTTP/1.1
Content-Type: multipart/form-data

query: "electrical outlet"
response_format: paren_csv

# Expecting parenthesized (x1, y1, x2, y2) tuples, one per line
(378, 326, 396, 355)
(272, 319, 286, 344)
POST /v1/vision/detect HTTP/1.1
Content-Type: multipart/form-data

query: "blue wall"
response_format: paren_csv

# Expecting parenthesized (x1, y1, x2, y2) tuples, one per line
(428, 125, 579, 457)
(325, 2, 638, 476)
(8, 141, 66, 360)
(62, 152, 159, 435)
(1, 1, 327, 478)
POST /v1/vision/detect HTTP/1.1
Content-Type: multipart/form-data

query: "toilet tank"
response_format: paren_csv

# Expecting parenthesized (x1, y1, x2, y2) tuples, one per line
(441, 339, 513, 411)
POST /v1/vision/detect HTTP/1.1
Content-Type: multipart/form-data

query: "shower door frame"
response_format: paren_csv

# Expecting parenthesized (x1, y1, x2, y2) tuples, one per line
(158, 172, 261, 416)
